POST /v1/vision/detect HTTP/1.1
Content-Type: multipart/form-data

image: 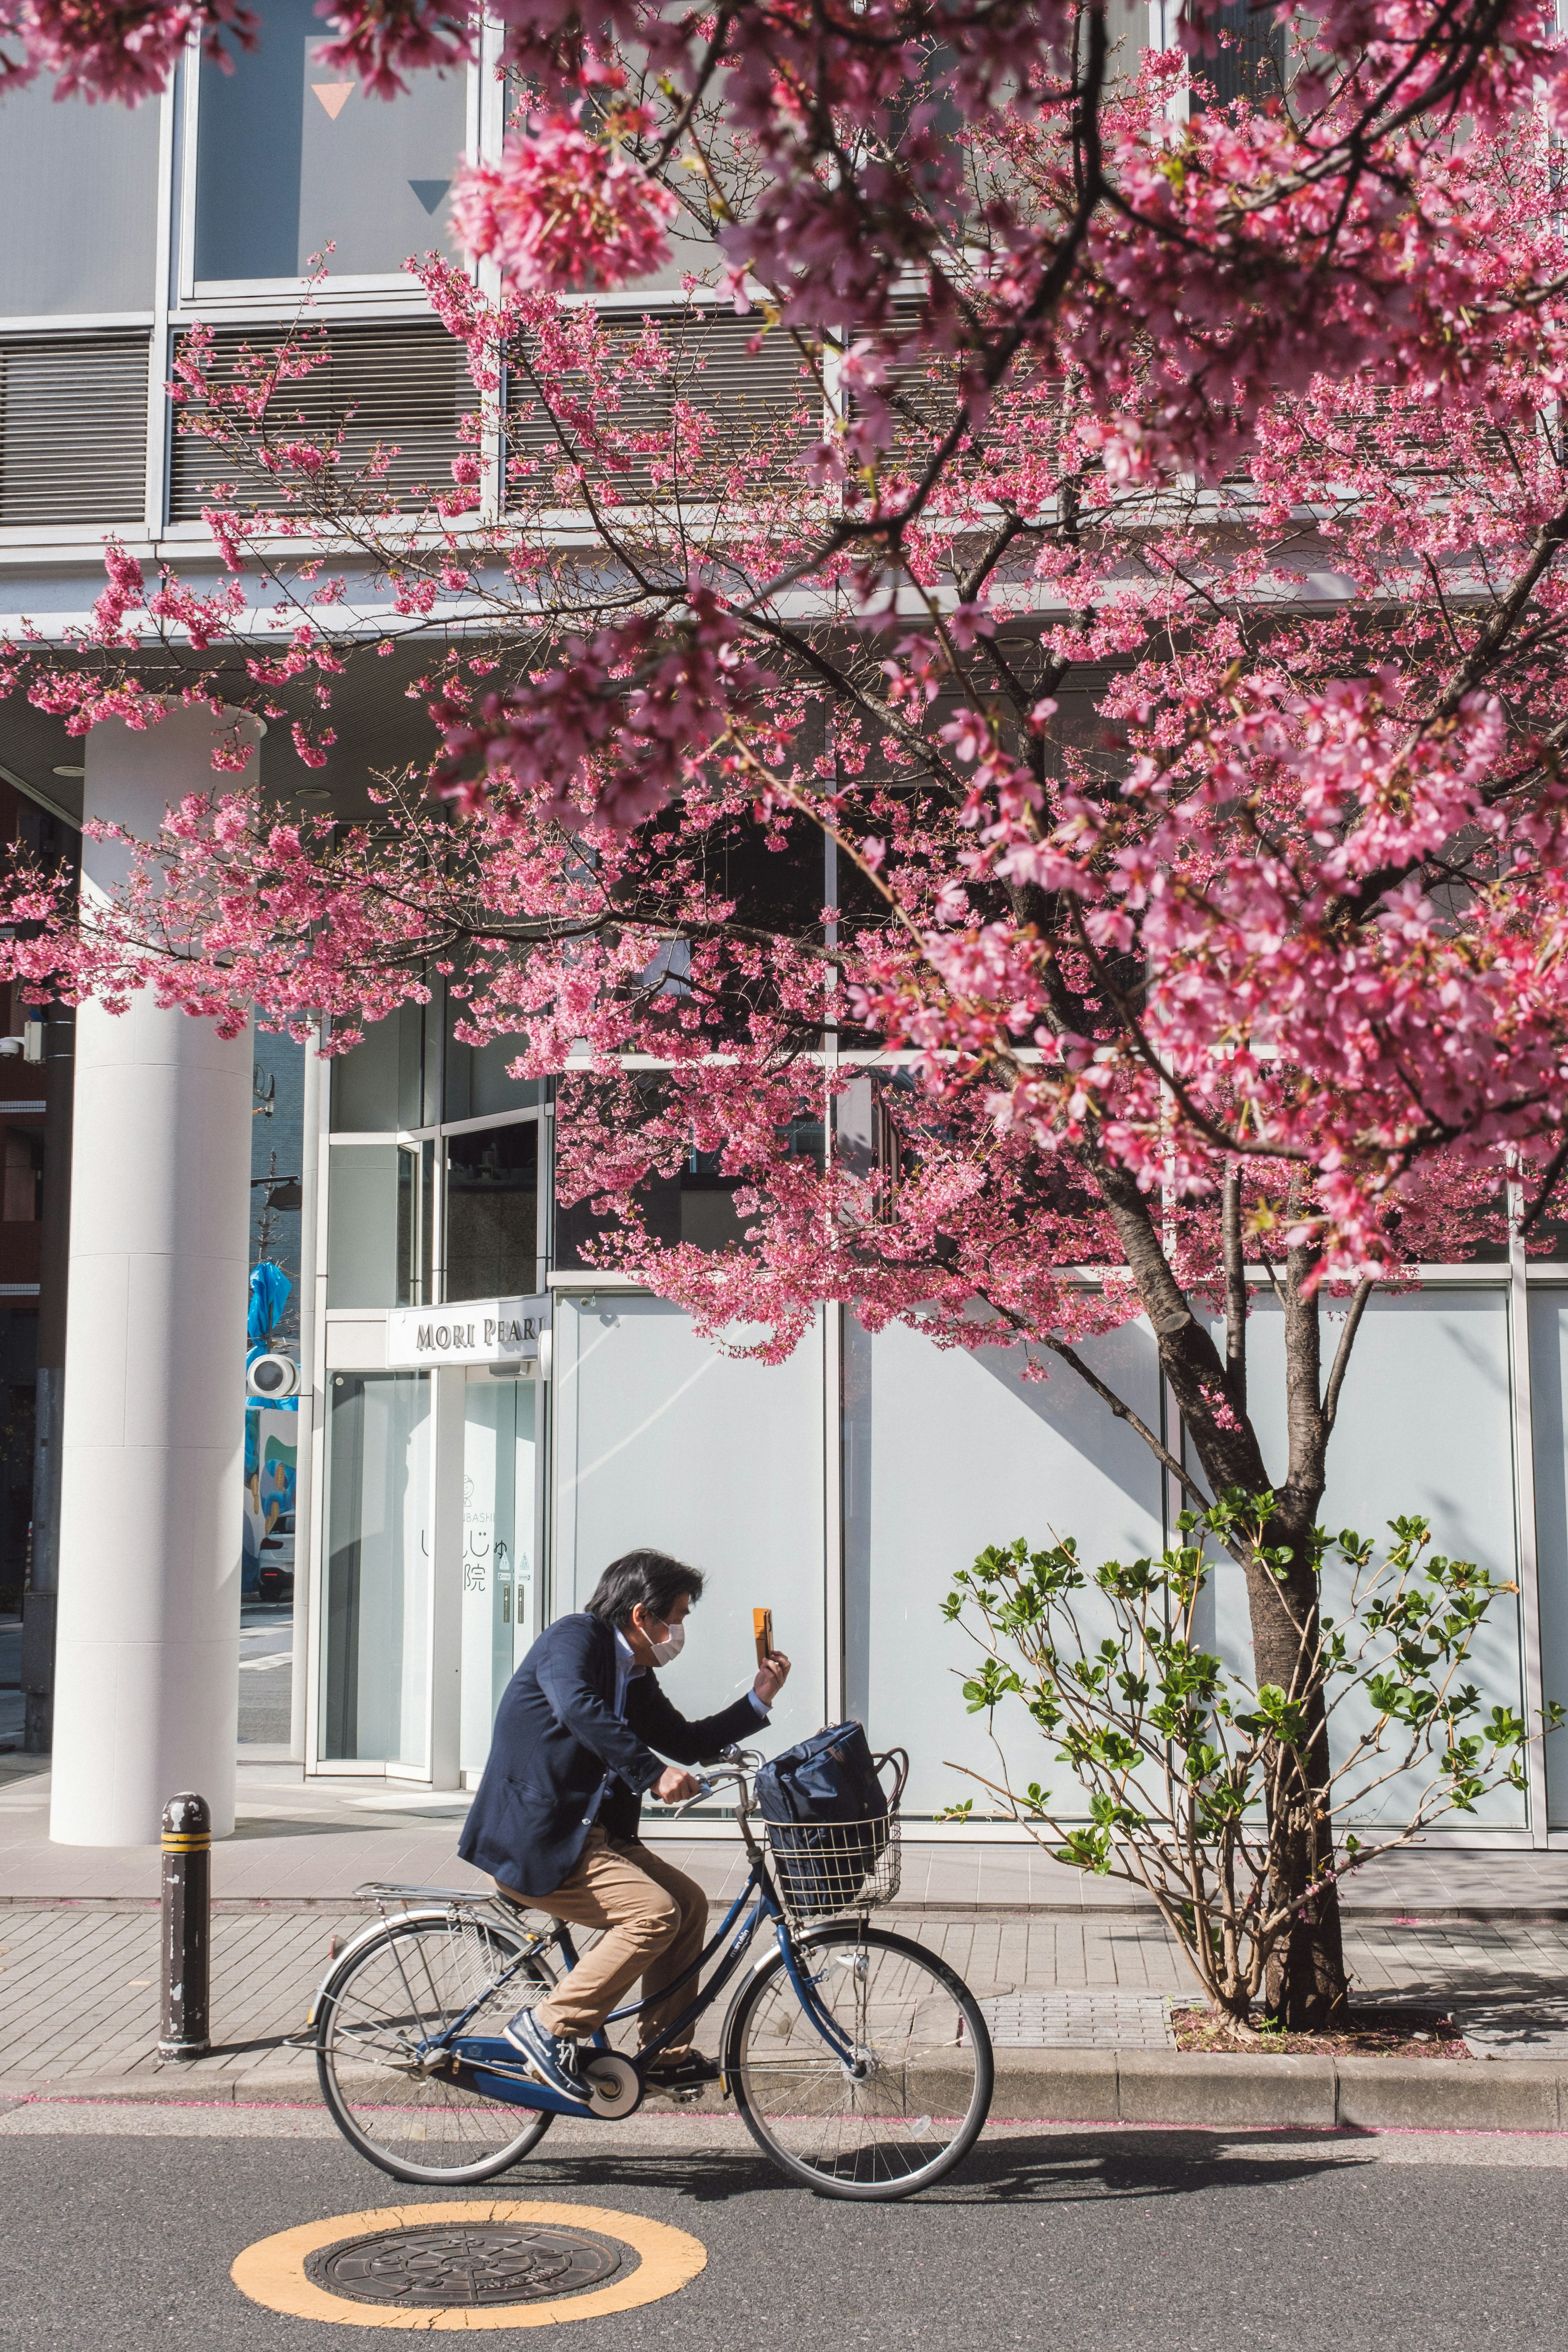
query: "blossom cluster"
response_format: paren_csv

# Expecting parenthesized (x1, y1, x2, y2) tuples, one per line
(4, 0, 1568, 1376)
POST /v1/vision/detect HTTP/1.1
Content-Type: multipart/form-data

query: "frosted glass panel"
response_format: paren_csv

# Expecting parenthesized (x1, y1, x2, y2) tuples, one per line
(445, 1018, 540, 1120)
(326, 1146, 400, 1307)
(552, 1296, 826, 1762)
(329, 1003, 433, 1132)
(1528, 1294, 1568, 1822)
(460, 1378, 537, 1774)
(326, 1143, 431, 1307)
(194, 0, 466, 280)
(323, 1370, 430, 1764)
(0, 82, 158, 315)
(1240, 1288, 1524, 1828)
(844, 1316, 1165, 1815)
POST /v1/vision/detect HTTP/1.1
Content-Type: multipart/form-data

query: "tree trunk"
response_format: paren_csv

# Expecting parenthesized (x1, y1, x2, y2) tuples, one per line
(1249, 1523, 1350, 2027)
(1083, 1153, 1352, 2026)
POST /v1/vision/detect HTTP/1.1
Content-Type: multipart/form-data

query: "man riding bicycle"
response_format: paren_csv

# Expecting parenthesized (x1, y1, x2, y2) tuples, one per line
(459, 1548, 791, 2100)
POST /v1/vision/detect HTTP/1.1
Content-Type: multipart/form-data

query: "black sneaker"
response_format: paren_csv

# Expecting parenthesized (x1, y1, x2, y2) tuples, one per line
(503, 2007, 585, 2101)
(641, 2050, 721, 2089)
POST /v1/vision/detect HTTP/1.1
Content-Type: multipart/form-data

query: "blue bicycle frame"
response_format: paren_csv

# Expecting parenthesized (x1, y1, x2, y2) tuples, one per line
(420, 1846, 863, 2119)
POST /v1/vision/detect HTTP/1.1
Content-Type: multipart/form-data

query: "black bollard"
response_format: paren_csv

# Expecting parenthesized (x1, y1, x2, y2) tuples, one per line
(158, 1792, 212, 2059)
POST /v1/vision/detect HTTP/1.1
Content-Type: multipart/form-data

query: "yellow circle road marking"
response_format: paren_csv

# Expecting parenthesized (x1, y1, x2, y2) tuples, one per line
(231, 2200, 706, 2329)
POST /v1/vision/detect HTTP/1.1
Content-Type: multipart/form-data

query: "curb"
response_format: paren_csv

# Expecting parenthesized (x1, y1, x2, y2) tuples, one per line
(10, 2049, 1568, 2132)
(988, 2048, 1568, 2130)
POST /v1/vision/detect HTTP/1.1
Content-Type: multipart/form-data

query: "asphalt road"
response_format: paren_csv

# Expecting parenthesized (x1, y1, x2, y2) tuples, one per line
(238, 1608, 294, 1746)
(2, 2111, 1566, 2352)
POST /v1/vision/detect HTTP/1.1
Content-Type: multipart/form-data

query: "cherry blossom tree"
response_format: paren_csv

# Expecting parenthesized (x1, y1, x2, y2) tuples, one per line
(7, 0, 1568, 2021)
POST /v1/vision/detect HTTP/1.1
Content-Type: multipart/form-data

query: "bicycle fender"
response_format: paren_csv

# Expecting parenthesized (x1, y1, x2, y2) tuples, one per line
(304, 1907, 467, 2028)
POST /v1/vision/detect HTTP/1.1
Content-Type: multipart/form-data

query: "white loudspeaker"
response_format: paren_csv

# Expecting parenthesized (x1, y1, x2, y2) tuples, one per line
(247, 1352, 300, 1400)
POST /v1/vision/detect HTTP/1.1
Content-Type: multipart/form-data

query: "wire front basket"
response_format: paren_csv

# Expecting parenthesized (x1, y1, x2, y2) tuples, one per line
(764, 1812, 903, 1923)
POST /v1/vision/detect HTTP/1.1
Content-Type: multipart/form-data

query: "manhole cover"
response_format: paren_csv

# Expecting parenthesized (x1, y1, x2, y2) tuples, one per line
(304, 2221, 626, 2308)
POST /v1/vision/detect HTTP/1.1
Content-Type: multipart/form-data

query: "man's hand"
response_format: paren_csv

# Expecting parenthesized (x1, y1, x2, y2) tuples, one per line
(754, 1650, 791, 1709)
(651, 1766, 702, 1804)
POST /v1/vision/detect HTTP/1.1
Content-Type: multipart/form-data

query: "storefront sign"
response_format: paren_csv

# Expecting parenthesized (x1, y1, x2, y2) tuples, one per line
(386, 1294, 552, 1371)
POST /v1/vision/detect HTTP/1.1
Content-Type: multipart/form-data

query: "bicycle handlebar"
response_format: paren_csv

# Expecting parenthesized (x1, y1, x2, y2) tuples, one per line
(664, 1762, 756, 1818)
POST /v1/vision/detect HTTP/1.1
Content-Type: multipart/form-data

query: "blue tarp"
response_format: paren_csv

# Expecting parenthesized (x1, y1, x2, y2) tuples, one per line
(248, 1261, 292, 1347)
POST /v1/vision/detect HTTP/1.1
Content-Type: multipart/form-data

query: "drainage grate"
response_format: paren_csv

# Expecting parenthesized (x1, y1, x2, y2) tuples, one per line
(980, 1992, 1176, 2049)
(305, 2222, 626, 2308)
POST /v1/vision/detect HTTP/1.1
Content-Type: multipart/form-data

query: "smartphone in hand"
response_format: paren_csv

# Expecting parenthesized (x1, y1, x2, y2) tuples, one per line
(753, 1607, 774, 1668)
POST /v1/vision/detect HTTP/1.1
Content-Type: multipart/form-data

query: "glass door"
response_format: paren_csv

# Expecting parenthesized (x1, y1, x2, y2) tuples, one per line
(459, 1375, 537, 1775)
(321, 1370, 431, 1765)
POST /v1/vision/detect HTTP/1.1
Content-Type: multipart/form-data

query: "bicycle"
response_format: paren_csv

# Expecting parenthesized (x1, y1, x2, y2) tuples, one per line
(308, 1747, 994, 2201)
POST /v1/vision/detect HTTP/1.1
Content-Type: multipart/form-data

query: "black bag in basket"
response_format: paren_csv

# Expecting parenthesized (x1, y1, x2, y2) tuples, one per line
(755, 1721, 890, 1916)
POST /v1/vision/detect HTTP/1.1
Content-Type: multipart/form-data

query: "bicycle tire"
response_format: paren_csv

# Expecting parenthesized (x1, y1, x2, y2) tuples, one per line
(316, 1909, 557, 2185)
(721, 1923, 993, 2200)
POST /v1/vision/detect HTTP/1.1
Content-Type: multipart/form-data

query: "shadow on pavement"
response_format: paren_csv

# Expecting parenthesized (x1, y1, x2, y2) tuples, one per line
(514, 2124, 1375, 2209)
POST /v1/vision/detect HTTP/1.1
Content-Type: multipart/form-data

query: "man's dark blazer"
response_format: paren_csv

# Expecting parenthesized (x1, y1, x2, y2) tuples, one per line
(459, 1610, 763, 1899)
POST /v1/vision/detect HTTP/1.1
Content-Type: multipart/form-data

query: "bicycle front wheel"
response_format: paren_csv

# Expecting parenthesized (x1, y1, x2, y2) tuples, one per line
(316, 1910, 557, 2185)
(722, 1924, 993, 2200)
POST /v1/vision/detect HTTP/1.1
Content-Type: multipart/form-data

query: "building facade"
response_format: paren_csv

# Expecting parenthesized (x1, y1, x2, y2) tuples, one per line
(4, 12, 1568, 1844)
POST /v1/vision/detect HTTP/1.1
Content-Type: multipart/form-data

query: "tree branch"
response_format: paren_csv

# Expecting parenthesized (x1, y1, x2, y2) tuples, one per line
(1321, 1277, 1375, 1438)
(1223, 1161, 1247, 1417)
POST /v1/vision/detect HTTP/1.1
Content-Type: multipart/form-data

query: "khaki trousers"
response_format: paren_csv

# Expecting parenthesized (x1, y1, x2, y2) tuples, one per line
(500, 1829, 708, 2053)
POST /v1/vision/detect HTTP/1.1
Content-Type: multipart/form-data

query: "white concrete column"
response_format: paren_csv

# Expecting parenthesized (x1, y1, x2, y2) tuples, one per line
(288, 1029, 321, 1765)
(49, 706, 259, 1846)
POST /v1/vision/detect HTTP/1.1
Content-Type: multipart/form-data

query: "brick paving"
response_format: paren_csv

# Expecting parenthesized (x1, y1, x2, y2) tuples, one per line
(5, 1898, 1568, 2092)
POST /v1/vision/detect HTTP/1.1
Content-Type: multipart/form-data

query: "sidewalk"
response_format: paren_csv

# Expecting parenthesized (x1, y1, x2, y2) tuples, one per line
(6, 1752, 1568, 2105)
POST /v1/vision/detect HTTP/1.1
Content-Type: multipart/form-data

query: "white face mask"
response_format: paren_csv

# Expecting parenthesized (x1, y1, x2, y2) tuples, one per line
(648, 1617, 685, 1666)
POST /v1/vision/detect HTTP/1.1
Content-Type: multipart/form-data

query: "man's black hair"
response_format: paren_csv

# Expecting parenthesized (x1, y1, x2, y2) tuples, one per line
(584, 1548, 705, 1628)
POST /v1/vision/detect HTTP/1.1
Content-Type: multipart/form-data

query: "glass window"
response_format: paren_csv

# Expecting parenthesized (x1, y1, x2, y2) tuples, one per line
(2, 1127, 41, 1221)
(553, 1078, 753, 1263)
(323, 1370, 430, 1764)
(193, 0, 468, 282)
(1190, 0, 1286, 108)
(444, 1002, 540, 1122)
(326, 1140, 434, 1306)
(328, 1002, 437, 1133)
(554, 1159, 751, 1262)
(250, 1033, 305, 1350)
(460, 1376, 537, 1774)
(550, 1294, 826, 1762)
(445, 1121, 539, 1302)
(0, 81, 159, 315)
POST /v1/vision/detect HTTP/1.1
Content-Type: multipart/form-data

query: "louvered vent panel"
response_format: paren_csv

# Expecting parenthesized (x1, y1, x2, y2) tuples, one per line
(505, 307, 823, 506)
(873, 298, 1070, 487)
(0, 334, 149, 528)
(1230, 390, 1516, 487)
(1191, 0, 1285, 110)
(168, 320, 472, 520)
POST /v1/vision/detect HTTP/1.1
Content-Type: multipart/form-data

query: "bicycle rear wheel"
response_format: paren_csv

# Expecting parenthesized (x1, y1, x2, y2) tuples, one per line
(722, 1924, 993, 2200)
(316, 1909, 557, 2185)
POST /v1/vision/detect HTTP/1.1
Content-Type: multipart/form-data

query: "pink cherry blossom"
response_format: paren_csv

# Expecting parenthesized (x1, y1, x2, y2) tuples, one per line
(11, 0, 1568, 2006)
(449, 107, 678, 294)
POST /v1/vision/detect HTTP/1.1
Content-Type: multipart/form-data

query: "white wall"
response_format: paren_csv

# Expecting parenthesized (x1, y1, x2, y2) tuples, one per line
(843, 1314, 1165, 1815)
(550, 1294, 828, 1761)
